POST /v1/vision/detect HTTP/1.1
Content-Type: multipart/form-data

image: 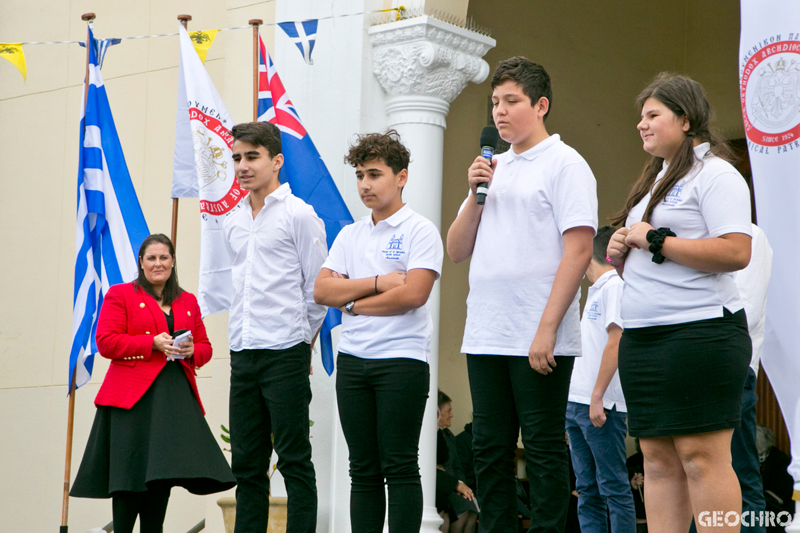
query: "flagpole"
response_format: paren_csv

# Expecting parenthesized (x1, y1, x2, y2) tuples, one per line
(171, 14, 192, 251)
(60, 15, 95, 533)
(250, 19, 262, 122)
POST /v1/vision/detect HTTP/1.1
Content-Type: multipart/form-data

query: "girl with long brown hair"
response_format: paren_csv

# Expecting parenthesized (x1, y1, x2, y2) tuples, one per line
(607, 73, 753, 531)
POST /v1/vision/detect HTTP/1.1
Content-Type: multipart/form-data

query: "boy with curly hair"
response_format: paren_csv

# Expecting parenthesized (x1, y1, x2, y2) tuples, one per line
(314, 130, 443, 533)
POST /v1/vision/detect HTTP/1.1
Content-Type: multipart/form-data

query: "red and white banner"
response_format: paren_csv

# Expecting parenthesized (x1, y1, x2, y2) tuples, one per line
(172, 24, 245, 316)
(740, 0, 800, 494)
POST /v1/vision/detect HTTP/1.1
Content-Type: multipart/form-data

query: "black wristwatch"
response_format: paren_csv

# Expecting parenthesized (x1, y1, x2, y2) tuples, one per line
(344, 300, 358, 316)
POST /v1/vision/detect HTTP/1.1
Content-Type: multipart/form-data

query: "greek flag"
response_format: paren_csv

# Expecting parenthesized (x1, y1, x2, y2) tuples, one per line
(78, 37, 121, 70)
(69, 27, 149, 391)
(278, 20, 318, 65)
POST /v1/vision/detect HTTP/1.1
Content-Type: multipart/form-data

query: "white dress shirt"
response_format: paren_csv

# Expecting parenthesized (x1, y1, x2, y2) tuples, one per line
(224, 183, 328, 351)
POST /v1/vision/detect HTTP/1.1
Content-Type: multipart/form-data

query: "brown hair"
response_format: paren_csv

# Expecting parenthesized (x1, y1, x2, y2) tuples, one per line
(344, 130, 410, 174)
(610, 73, 734, 226)
(135, 233, 182, 305)
(491, 56, 552, 120)
(231, 121, 282, 158)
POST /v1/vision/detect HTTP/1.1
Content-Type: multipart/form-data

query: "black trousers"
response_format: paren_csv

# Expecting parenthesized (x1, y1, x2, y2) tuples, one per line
(336, 353, 430, 533)
(230, 343, 316, 533)
(467, 353, 575, 533)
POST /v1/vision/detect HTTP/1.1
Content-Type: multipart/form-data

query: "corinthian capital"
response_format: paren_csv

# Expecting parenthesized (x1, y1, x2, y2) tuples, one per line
(369, 16, 496, 103)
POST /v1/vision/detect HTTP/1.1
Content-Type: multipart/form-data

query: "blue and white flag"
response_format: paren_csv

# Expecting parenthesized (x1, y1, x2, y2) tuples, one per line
(79, 37, 122, 70)
(69, 27, 149, 391)
(278, 20, 318, 65)
(258, 37, 352, 375)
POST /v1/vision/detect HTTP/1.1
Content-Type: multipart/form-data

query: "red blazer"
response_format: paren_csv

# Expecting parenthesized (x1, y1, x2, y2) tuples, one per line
(94, 282, 212, 413)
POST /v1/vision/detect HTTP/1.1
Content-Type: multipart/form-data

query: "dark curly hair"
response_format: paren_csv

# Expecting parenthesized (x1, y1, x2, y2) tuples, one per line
(344, 130, 410, 174)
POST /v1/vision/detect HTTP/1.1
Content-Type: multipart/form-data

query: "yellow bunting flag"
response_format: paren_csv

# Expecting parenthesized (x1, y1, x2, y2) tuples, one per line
(0, 43, 26, 81)
(188, 30, 218, 63)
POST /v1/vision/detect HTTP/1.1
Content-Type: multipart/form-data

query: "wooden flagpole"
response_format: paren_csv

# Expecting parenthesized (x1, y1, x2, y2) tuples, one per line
(172, 14, 192, 251)
(61, 15, 95, 532)
(250, 19, 262, 122)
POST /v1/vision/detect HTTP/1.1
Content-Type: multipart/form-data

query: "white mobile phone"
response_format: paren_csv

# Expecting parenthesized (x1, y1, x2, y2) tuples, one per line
(171, 330, 192, 359)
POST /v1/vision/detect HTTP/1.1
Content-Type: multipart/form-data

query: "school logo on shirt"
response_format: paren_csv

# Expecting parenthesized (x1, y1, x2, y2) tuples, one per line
(662, 180, 685, 207)
(383, 234, 405, 260)
(587, 300, 600, 320)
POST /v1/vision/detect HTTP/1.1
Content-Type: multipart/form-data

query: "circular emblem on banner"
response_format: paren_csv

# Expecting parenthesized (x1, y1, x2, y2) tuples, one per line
(190, 107, 246, 216)
(742, 40, 800, 147)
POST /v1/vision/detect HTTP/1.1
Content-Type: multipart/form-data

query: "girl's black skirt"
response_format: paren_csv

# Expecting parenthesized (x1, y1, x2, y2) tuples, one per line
(70, 361, 236, 497)
(618, 308, 751, 438)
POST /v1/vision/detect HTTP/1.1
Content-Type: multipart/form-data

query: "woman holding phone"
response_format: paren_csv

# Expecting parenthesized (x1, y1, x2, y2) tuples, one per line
(607, 74, 752, 530)
(71, 233, 235, 533)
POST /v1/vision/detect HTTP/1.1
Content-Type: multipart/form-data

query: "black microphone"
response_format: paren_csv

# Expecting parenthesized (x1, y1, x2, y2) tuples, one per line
(477, 126, 499, 205)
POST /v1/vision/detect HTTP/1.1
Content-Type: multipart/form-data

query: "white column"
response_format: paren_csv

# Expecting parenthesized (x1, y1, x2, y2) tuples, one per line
(369, 16, 494, 533)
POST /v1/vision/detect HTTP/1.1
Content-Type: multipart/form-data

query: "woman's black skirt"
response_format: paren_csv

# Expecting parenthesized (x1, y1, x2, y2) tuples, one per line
(618, 308, 751, 438)
(70, 362, 236, 498)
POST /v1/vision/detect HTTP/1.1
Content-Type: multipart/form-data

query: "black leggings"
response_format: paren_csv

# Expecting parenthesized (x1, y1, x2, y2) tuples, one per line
(336, 353, 430, 533)
(111, 484, 171, 533)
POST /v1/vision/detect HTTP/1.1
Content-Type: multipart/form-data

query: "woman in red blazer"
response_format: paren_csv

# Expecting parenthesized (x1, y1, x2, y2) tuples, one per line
(71, 234, 235, 533)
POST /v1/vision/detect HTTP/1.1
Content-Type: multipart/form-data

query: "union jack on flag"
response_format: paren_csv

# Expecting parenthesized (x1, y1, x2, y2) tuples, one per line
(257, 36, 353, 375)
(257, 44, 306, 138)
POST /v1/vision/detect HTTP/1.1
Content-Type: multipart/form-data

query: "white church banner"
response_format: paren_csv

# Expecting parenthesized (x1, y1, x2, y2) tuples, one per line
(740, 0, 800, 494)
(172, 24, 245, 316)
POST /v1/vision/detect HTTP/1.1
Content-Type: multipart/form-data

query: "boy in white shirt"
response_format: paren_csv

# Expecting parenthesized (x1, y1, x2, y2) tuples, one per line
(314, 131, 443, 533)
(447, 57, 597, 532)
(225, 122, 328, 533)
(566, 226, 635, 533)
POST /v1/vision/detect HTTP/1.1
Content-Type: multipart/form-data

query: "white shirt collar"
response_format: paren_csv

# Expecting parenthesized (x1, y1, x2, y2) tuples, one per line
(508, 134, 560, 162)
(244, 182, 292, 209)
(661, 142, 712, 172)
(591, 269, 618, 291)
(693, 141, 711, 159)
(361, 204, 414, 228)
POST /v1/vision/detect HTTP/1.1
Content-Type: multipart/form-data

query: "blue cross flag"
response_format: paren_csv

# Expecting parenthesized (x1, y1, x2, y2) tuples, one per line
(79, 37, 122, 70)
(278, 20, 318, 65)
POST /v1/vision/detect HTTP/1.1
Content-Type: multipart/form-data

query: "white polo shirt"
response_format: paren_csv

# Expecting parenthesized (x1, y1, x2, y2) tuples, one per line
(622, 143, 753, 329)
(569, 270, 627, 412)
(460, 134, 598, 357)
(733, 224, 773, 374)
(321, 204, 443, 362)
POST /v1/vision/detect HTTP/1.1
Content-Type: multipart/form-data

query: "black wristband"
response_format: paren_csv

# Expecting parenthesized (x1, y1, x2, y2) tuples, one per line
(375, 274, 379, 294)
(646, 227, 676, 264)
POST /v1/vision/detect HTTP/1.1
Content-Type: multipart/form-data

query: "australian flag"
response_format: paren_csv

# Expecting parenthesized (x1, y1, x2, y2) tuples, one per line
(257, 36, 353, 375)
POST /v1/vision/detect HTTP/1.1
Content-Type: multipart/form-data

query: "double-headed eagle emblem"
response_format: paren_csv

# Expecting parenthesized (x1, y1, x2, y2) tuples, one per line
(193, 126, 228, 189)
(752, 58, 800, 129)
